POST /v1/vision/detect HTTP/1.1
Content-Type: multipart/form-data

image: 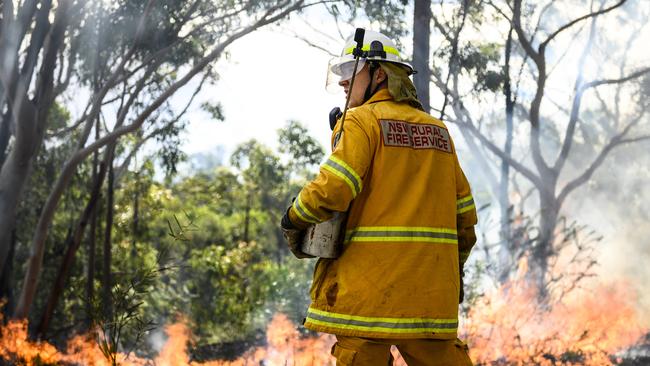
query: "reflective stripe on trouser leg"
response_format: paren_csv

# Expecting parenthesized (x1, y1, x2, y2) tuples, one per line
(306, 307, 458, 335)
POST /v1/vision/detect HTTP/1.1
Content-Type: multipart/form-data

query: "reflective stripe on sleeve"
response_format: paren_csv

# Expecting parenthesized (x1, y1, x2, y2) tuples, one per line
(345, 226, 457, 244)
(292, 195, 320, 224)
(305, 307, 458, 334)
(456, 195, 475, 214)
(322, 156, 362, 197)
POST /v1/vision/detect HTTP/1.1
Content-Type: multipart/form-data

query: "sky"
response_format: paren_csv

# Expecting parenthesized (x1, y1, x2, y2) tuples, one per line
(175, 15, 350, 161)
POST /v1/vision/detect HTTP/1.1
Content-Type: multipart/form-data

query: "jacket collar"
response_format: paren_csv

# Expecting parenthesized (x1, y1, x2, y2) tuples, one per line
(363, 88, 393, 105)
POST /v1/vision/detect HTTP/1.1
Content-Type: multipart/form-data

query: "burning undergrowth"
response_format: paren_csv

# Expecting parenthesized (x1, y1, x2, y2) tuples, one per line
(463, 270, 648, 365)
(1, 278, 648, 365)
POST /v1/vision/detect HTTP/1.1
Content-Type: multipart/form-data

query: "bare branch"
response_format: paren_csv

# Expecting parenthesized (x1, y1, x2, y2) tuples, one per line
(540, 0, 627, 49)
(437, 77, 543, 188)
(582, 66, 650, 90)
(557, 112, 647, 206)
(512, 0, 542, 67)
(553, 11, 599, 173)
(618, 135, 650, 144)
(286, 29, 337, 57)
(115, 72, 209, 184)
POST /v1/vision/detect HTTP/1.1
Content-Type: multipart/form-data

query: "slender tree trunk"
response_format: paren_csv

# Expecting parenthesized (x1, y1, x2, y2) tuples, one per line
(86, 195, 97, 328)
(413, 0, 431, 112)
(498, 27, 515, 283)
(102, 160, 114, 320)
(37, 159, 108, 337)
(132, 168, 139, 252)
(0, 230, 16, 315)
(0, 113, 11, 167)
(85, 120, 100, 330)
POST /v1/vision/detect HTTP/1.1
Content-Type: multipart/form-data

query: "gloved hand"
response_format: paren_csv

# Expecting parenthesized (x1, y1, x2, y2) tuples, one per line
(281, 208, 314, 259)
(459, 270, 465, 304)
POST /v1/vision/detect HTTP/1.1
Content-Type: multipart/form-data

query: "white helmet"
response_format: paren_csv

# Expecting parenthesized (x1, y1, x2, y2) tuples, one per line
(326, 30, 414, 92)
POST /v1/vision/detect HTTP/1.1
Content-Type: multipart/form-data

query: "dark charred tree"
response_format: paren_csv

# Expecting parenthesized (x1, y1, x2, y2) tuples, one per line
(413, 0, 431, 111)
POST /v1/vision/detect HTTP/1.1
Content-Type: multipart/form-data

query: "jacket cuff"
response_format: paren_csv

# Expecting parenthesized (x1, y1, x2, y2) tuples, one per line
(288, 207, 311, 230)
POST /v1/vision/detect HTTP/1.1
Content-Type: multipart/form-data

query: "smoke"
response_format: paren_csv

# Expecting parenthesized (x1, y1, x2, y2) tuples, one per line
(568, 143, 650, 327)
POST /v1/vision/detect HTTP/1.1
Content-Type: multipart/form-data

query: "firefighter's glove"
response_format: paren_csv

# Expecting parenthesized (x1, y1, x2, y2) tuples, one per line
(281, 208, 314, 259)
(459, 270, 465, 304)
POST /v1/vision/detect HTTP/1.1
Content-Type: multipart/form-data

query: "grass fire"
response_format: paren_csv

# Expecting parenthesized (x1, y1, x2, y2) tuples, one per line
(1, 0, 649, 365)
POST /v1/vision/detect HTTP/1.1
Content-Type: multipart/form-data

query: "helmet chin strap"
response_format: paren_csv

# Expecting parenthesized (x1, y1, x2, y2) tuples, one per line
(362, 62, 386, 104)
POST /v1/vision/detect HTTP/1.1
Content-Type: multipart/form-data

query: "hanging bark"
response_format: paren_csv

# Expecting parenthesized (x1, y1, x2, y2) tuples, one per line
(412, 0, 431, 112)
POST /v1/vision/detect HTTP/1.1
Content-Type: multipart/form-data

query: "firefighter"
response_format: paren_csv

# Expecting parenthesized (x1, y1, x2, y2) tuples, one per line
(281, 30, 478, 366)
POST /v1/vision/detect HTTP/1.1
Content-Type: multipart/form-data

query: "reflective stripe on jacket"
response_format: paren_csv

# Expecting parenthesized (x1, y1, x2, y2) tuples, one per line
(289, 88, 478, 339)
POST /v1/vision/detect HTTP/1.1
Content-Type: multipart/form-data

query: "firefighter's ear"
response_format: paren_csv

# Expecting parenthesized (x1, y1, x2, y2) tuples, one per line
(375, 66, 387, 84)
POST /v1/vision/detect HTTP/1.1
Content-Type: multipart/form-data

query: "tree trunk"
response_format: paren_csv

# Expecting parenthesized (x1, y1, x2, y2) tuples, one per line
(85, 119, 100, 330)
(498, 27, 515, 283)
(9, 0, 72, 317)
(0, 230, 16, 316)
(412, 0, 431, 112)
(0, 110, 37, 275)
(0, 113, 11, 168)
(36, 159, 108, 337)
(132, 168, 139, 253)
(102, 160, 114, 320)
(534, 189, 560, 301)
(85, 192, 97, 329)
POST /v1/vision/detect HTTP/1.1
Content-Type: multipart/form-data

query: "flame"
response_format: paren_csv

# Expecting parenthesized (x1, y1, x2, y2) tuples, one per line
(0, 313, 339, 365)
(1, 283, 647, 365)
(203, 314, 336, 366)
(463, 276, 647, 365)
(0, 318, 60, 365)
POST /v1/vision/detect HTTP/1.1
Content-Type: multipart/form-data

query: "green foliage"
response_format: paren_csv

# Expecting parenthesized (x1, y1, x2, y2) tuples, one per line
(201, 101, 226, 122)
(91, 250, 166, 365)
(11, 117, 324, 351)
(106, 121, 323, 346)
(459, 43, 505, 93)
(278, 120, 325, 174)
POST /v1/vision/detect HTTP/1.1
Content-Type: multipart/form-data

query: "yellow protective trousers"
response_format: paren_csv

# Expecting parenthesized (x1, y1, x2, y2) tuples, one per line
(331, 336, 473, 366)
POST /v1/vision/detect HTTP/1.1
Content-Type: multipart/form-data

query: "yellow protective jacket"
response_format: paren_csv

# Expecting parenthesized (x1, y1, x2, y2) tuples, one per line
(288, 88, 478, 339)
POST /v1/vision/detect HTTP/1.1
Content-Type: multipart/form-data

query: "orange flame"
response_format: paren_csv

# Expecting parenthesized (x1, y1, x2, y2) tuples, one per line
(0, 285, 647, 365)
(463, 277, 646, 365)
